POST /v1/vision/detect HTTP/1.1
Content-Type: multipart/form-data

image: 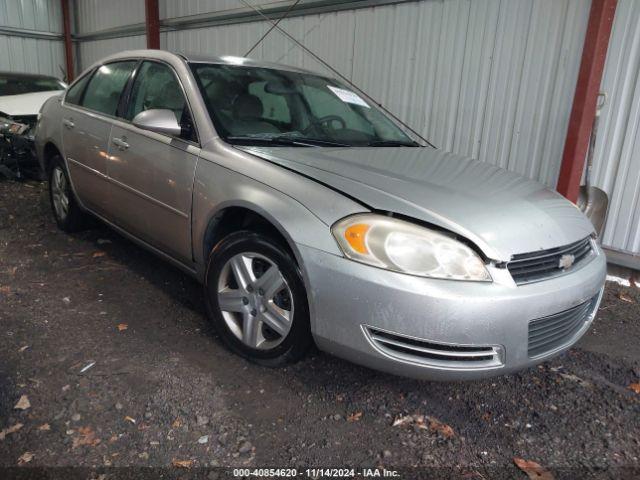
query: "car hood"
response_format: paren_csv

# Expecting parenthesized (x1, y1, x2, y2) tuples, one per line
(0, 91, 63, 117)
(238, 146, 594, 262)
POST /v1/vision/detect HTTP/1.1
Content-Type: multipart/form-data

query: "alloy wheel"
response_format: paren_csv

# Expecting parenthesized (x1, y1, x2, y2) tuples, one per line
(51, 166, 69, 221)
(217, 252, 294, 349)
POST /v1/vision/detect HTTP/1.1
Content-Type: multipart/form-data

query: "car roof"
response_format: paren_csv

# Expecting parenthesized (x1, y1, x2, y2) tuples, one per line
(95, 49, 326, 77)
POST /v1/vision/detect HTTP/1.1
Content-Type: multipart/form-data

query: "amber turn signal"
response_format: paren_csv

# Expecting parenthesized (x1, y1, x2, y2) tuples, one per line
(344, 223, 370, 254)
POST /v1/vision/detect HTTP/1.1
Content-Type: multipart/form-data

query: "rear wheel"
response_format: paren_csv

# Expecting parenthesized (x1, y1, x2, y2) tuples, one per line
(48, 155, 88, 232)
(204, 231, 312, 366)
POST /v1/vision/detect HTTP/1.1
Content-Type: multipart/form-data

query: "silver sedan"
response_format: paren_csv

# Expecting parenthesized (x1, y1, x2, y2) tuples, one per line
(35, 50, 606, 380)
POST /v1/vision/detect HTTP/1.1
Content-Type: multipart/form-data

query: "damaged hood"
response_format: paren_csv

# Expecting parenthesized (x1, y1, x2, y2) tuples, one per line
(239, 146, 594, 262)
(0, 91, 63, 117)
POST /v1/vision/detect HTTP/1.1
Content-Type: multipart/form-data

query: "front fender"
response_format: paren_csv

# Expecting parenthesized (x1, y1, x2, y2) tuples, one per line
(34, 95, 65, 172)
(191, 157, 346, 281)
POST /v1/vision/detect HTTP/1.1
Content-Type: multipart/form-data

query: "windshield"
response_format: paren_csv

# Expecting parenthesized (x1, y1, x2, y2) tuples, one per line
(190, 63, 419, 147)
(0, 75, 65, 96)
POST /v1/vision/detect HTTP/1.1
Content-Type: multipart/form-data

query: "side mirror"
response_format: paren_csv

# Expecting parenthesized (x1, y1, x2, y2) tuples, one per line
(132, 109, 181, 137)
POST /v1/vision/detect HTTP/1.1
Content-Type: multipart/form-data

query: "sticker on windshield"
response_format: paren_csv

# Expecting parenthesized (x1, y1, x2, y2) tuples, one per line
(327, 86, 370, 108)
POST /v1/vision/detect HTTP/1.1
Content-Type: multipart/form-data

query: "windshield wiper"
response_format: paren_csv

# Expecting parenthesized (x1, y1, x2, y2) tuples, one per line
(367, 140, 421, 147)
(226, 135, 349, 147)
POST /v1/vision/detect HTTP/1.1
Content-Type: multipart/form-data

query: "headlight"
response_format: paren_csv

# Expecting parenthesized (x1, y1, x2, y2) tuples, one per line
(0, 117, 10, 133)
(331, 214, 491, 281)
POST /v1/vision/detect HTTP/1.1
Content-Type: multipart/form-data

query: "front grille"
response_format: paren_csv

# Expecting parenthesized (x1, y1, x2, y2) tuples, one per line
(508, 237, 594, 285)
(365, 327, 503, 369)
(528, 293, 600, 357)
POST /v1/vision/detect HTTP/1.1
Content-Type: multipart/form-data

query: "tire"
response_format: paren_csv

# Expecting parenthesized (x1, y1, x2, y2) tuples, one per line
(48, 155, 88, 232)
(204, 231, 312, 366)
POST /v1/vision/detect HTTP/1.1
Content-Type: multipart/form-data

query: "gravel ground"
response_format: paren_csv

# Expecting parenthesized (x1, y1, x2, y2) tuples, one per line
(1, 179, 639, 479)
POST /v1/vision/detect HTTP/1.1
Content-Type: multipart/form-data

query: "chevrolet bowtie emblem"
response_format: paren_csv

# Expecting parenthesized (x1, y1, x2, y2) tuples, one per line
(558, 254, 575, 269)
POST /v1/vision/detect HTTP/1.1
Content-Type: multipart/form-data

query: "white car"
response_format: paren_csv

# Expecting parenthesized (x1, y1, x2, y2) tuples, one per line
(0, 72, 66, 176)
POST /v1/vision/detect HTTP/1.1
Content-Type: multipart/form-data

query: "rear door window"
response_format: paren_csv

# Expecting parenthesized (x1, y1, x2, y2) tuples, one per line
(81, 61, 136, 116)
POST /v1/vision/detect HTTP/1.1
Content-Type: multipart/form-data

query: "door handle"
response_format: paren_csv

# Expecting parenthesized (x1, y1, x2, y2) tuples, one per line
(63, 118, 75, 129)
(112, 136, 129, 151)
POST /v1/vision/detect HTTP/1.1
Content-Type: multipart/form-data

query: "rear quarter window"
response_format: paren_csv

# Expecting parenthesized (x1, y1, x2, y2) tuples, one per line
(64, 72, 93, 106)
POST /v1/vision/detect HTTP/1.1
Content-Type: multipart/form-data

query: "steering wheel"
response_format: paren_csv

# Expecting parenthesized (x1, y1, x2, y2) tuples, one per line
(302, 115, 346, 135)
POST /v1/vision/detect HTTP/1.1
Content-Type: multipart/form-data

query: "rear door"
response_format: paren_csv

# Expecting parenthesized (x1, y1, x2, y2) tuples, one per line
(106, 60, 200, 264)
(61, 61, 136, 216)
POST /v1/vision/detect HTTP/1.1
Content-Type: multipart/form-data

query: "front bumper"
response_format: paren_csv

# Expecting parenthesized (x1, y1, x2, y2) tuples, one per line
(299, 242, 607, 381)
(0, 131, 38, 169)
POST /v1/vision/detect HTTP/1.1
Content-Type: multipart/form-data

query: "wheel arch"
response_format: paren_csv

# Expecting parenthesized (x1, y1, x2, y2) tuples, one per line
(200, 201, 303, 272)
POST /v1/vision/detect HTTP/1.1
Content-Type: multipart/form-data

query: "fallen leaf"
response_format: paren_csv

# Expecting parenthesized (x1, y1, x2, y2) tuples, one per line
(347, 411, 363, 422)
(0, 423, 23, 440)
(18, 346, 29, 353)
(124, 416, 136, 424)
(513, 457, 554, 480)
(17, 452, 34, 465)
(392, 415, 414, 428)
(392, 414, 428, 429)
(0, 286, 11, 294)
(629, 383, 640, 394)
(14, 395, 31, 410)
(92, 251, 106, 258)
(62, 385, 70, 392)
(171, 418, 182, 428)
(172, 458, 193, 469)
(617, 292, 635, 304)
(427, 416, 455, 439)
(37, 423, 50, 431)
(72, 426, 101, 448)
(117, 323, 128, 331)
(7, 266, 17, 275)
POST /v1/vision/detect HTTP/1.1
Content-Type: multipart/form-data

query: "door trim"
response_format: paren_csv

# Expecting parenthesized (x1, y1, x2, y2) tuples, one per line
(89, 208, 199, 279)
(67, 157, 108, 179)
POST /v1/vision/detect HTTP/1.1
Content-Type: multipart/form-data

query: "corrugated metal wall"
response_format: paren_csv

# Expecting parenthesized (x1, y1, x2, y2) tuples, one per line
(0, 0, 65, 77)
(77, 35, 147, 69)
(75, 0, 145, 33)
(0, 0, 62, 32)
(160, 0, 276, 19)
(591, 0, 640, 256)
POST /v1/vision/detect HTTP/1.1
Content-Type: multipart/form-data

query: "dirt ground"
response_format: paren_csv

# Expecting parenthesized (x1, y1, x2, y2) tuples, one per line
(1, 179, 639, 479)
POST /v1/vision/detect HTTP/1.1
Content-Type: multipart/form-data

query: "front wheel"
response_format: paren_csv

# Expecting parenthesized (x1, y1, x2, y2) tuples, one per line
(204, 231, 312, 366)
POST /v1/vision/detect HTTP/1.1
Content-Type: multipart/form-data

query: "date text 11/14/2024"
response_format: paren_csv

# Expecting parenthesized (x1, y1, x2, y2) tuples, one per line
(232, 468, 401, 477)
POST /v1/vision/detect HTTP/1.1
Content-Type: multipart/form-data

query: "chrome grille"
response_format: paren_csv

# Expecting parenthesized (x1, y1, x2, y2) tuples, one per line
(508, 237, 594, 285)
(528, 293, 599, 357)
(365, 327, 504, 369)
